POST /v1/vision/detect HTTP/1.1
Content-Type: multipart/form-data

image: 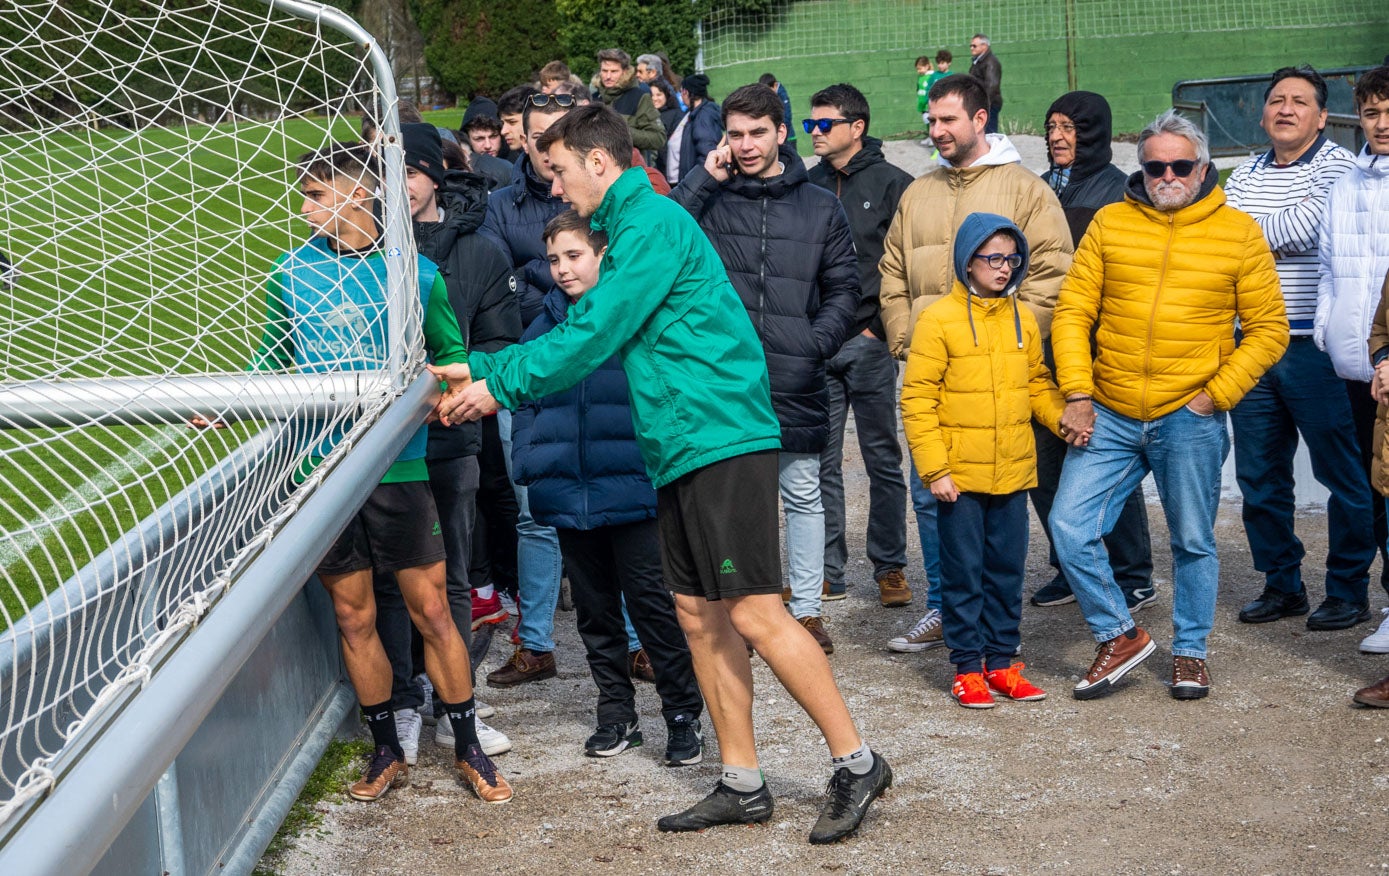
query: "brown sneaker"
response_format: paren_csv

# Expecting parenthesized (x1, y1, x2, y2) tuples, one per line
(1353, 673, 1389, 708)
(877, 569, 913, 607)
(457, 743, 513, 803)
(1171, 655, 1210, 700)
(797, 615, 834, 654)
(628, 647, 655, 683)
(1073, 627, 1155, 700)
(486, 648, 557, 688)
(348, 745, 408, 802)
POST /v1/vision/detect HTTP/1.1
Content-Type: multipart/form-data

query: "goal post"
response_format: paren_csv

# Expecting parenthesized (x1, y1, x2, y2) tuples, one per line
(0, 0, 439, 867)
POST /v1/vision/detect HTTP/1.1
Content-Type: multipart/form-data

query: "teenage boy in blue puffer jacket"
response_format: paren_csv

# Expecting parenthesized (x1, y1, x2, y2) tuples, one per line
(511, 210, 705, 765)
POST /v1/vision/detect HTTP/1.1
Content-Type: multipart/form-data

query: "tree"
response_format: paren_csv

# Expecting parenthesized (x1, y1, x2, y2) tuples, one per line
(556, 0, 700, 81)
(410, 0, 561, 98)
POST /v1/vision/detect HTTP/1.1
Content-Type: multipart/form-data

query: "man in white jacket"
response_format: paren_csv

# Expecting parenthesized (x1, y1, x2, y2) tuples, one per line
(1316, 64, 1389, 644)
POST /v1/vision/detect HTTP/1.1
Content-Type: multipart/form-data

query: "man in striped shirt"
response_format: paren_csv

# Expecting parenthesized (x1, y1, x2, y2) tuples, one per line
(1225, 65, 1372, 632)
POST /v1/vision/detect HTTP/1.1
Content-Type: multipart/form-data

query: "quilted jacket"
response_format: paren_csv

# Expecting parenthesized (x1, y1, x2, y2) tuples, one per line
(1315, 145, 1389, 382)
(901, 212, 1063, 493)
(879, 134, 1072, 357)
(1052, 170, 1288, 421)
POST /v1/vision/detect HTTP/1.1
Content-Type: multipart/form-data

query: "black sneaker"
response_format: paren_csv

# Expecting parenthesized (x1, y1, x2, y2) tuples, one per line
(1030, 577, 1075, 607)
(663, 714, 703, 766)
(1124, 584, 1158, 613)
(584, 721, 641, 757)
(656, 781, 774, 832)
(808, 754, 893, 844)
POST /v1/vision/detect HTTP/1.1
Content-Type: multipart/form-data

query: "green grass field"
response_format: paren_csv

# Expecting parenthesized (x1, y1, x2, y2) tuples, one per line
(0, 114, 367, 627)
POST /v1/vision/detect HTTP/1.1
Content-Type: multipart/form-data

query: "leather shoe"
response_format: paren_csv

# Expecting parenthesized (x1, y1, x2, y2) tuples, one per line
(1238, 587, 1309, 624)
(1306, 597, 1372, 631)
(1353, 673, 1389, 708)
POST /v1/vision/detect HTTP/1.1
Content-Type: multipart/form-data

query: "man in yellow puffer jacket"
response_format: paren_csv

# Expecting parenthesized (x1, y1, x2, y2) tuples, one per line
(1050, 111, 1287, 704)
(901, 212, 1065, 709)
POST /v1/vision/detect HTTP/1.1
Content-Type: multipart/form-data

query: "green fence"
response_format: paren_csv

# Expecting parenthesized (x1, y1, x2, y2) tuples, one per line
(699, 0, 1389, 146)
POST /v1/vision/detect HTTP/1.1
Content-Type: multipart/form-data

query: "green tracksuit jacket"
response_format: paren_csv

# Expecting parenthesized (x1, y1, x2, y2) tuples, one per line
(469, 168, 781, 488)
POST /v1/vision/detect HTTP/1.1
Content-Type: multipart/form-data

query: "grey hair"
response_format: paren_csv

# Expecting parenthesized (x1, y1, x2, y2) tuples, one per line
(636, 53, 662, 71)
(972, 33, 990, 45)
(1136, 109, 1211, 167)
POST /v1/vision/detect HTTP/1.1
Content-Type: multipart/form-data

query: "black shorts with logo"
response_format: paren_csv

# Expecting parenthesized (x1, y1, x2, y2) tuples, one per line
(657, 450, 781, 600)
(317, 481, 446, 576)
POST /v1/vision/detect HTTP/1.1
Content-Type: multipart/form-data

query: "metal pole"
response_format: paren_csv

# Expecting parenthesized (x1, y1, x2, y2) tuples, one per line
(0, 373, 384, 429)
(259, 0, 419, 391)
(0, 372, 438, 876)
(1064, 0, 1078, 92)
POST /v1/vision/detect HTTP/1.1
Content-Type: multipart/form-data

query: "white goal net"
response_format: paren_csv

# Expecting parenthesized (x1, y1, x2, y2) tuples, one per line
(0, 0, 422, 821)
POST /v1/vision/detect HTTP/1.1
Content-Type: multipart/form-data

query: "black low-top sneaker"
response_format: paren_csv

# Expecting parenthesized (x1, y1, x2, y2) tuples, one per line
(656, 782, 774, 832)
(584, 721, 641, 757)
(663, 714, 703, 766)
(809, 754, 893, 844)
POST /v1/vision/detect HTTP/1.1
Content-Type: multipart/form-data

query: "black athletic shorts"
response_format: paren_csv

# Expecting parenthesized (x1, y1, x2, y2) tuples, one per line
(657, 450, 781, 600)
(317, 481, 446, 575)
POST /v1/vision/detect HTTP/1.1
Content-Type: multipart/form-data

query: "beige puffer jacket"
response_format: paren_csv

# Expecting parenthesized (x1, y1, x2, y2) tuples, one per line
(879, 134, 1073, 357)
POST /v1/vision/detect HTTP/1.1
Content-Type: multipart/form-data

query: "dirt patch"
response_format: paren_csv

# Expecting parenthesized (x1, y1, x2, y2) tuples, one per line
(264, 421, 1389, 876)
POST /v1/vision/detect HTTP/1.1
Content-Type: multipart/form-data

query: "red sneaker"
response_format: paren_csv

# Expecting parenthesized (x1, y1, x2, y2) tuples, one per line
(470, 591, 509, 631)
(985, 663, 1047, 701)
(951, 672, 996, 709)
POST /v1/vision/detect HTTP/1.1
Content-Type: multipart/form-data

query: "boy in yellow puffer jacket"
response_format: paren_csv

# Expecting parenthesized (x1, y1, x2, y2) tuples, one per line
(901, 212, 1066, 709)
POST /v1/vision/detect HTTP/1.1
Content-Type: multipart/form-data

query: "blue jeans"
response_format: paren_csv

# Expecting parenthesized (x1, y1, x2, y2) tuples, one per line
(780, 452, 826, 619)
(497, 408, 562, 653)
(938, 491, 1028, 675)
(1051, 402, 1230, 659)
(1231, 338, 1376, 603)
(821, 333, 908, 583)
(908, 456, 943, 611)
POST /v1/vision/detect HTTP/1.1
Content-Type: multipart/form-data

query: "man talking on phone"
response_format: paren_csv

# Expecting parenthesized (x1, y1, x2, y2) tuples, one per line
(671, 83, 861, 653)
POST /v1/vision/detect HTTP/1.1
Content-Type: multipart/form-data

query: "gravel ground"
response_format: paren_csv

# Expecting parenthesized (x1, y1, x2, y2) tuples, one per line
(264, 136, 1387, 876)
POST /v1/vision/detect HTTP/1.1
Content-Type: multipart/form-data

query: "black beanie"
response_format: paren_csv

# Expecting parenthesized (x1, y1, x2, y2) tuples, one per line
(683, 74, 710, 100)
(401, 122, 444, 187)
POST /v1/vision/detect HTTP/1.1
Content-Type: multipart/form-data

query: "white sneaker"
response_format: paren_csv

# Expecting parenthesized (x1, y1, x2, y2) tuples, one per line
(436, 714, 513, 756)
(476, 718, 512, 756)
(1360, 608, 1389, 654)
(887, 609, 944, 652)
(394, 708, 421, 766)
(415, 674, 437, 726)
(476, 699, 496, 719)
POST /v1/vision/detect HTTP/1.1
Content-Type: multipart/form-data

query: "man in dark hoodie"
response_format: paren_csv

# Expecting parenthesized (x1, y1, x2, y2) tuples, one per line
(804, 83, 916, 619)
(458, 98, 513, 190)
(375, 123, 522, 760)
(673, 83, 860, 654)
(1028, 91, 1156, 615)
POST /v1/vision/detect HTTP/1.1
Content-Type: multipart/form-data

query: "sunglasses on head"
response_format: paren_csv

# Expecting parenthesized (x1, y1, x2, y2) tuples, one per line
(802, 117, 851, 134)
(972, 253, 1023, 270)
(1141, 159, 1198, 178)
(529, 93, 576, 108)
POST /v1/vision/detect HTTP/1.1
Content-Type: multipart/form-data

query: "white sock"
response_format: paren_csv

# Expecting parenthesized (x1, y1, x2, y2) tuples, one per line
(720, 764, 764, 792)
(832, 742, 874, 776)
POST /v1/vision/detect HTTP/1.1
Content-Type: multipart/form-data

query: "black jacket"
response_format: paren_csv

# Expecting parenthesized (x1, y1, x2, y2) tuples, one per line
(678, 99, 723, 184)
(470, 152, 514, 191)
(807, 137, 913, 338)
(419, 170, 522, 460)
(673, 146, 861, 453)
(969, 49, 1003, 108)
(479, 155, 568, 329)
(1040, 91, 1127, 244)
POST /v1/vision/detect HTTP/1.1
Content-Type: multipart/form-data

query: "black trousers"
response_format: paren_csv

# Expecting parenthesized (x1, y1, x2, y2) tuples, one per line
(557, 519, 703, 726)
(472, 414, 519, 599)
(376, 455, 481, 712)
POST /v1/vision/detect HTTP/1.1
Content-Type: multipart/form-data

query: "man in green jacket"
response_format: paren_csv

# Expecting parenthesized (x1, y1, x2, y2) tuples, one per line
(433, 105, 892, 845)
(596, 48, 668, 159)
